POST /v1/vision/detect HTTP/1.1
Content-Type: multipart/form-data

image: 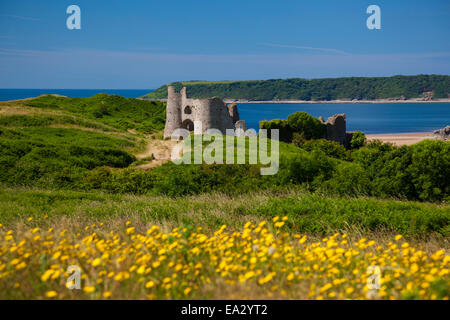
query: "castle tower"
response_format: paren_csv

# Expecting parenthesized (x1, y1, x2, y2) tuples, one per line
(180, 87, 187, 102)
(164, 86, 182, 139)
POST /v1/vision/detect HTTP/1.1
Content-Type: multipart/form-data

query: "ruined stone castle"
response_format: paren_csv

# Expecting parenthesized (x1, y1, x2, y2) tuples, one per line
(163, 86, 351, 145)
(164, 86, 246, 139)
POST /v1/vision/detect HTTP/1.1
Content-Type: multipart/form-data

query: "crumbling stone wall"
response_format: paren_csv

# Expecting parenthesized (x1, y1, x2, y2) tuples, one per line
(325, 113, 347, 145)
(227, 103, 239, 123)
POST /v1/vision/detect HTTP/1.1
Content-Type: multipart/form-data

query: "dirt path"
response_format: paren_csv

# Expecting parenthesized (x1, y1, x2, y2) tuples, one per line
(134, 136, 180, 170)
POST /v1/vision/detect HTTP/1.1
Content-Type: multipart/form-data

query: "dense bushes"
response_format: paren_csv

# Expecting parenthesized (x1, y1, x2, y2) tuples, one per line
(350, 131, 366, 149)
(322, 162, 372, 196)
(0, 127, 136, 188)
(287, 112, 326, 140)
(260, 112, 325, 143)
(278, 151, 335, 186)
(1, 128, 448, 202)
(66, 138, 449, 202)
(294, 139, 350, 160)
(352, 139, 450, 201)
(259, 119, 292, 142)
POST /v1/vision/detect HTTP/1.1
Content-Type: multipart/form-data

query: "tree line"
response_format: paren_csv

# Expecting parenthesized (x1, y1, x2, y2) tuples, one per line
(143, 75, 450, 101)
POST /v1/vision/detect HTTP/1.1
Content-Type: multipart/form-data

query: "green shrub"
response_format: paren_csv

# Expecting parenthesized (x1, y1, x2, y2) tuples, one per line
(322, 162, 371, 196)
(295, 139, 350, 160)
(259, 119, 293, 142)
(350, 131, 366, 149)
(353, 139, 450, 201)
(407, 140, 450, 201)
(287, 112, 326, 140)
(280, 150, 335, 187)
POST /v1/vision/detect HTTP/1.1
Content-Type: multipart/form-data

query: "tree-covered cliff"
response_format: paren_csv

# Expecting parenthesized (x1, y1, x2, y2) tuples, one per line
(143, 75, 450, 101)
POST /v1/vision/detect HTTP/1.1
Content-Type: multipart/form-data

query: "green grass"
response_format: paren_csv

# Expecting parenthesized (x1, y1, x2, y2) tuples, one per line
(0, 95, 162, 189)
(0, 126, 137, 150)
(0, 114, 118, 132)
(0, 187, 448, 239)
(19, 93, 166, 133)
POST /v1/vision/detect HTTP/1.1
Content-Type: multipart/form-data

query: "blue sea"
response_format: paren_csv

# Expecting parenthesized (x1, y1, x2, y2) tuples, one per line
(238, 103, 450, 134)
(0, 89, 150, 101)
(1, 89, 449, 134)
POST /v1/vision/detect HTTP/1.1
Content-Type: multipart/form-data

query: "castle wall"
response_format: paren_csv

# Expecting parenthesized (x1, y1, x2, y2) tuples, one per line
(227, 103, 239, 123)
(325, 113, 347, 145)
(180, 98, 235, 133)
(165, 86, 239, 138)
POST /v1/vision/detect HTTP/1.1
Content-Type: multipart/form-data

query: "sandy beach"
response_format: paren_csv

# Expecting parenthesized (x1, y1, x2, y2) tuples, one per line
(365, 132, 434, 146)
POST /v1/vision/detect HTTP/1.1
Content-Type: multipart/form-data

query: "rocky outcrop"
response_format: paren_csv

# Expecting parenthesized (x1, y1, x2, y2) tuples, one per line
(431, 126, 450, 141)
(421, 91, 434, 101)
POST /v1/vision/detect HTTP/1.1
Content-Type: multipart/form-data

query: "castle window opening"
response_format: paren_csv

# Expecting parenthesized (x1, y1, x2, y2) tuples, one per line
(182, 119, 194, 132)
(184, 106, 192, 114)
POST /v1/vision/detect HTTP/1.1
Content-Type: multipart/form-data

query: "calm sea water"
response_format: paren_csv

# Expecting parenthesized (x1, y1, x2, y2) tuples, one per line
(238, 103, 450, 134)
(0, 89, 151, 101)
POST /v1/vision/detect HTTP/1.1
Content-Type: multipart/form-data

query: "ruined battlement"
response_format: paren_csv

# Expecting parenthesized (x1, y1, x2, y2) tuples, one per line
(325, 113, 347, 145)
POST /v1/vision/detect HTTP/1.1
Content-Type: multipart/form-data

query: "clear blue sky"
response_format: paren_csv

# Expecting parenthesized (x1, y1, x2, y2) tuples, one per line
(0, 0, 449, 89)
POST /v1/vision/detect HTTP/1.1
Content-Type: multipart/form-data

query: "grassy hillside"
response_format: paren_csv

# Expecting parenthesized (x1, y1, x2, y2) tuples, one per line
(23, 94, 166, 133)
(143, 75, 450, 100)
(1, 96, 449, 202)
(0, 94, 165, 189)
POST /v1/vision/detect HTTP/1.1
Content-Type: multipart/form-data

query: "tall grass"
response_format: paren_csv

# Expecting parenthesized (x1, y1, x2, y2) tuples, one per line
(0, 187, 448, 240)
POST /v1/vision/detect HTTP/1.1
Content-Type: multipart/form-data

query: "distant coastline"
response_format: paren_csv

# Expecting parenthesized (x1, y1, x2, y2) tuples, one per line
(142, 98, 450, 104)
(224, 98, 450, 104)
(143, 75, 450, 101)
(0, 89, 152, 101)
(3, 94, 449, 104)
